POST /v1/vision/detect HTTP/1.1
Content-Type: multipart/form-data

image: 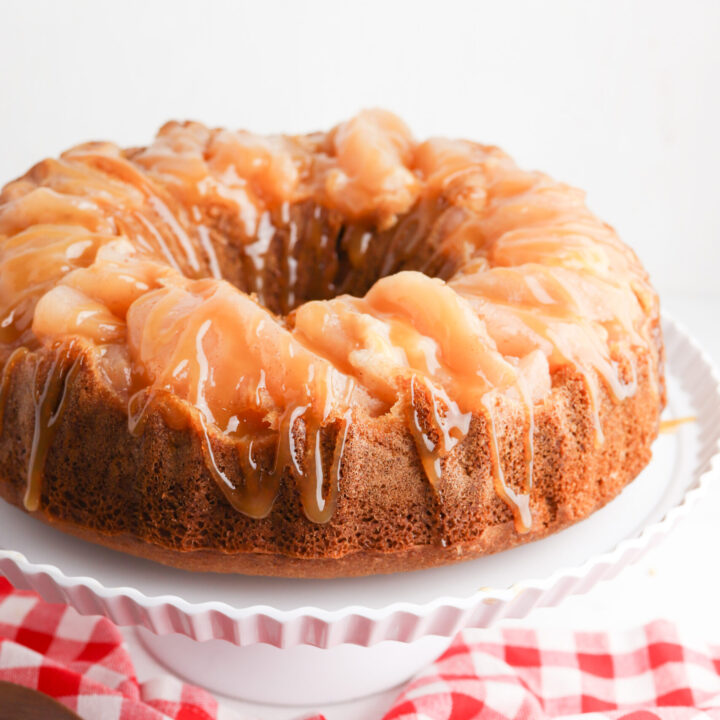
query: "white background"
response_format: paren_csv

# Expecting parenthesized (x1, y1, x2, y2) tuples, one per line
(1, 2, 720, 717)
(1, 0, 719, 296)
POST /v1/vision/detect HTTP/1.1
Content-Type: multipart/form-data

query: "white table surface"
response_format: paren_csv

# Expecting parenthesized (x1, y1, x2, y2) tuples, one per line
(120, 291, 720, 720)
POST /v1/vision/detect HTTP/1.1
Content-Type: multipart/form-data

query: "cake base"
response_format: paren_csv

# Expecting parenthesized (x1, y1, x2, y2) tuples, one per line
(0, 333, 662, 578)
(3, 492, 601, 578)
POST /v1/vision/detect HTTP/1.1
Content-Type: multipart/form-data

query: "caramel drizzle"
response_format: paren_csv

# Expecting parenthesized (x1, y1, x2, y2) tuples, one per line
(297, 408, 351, 524)
(407, 374, 534, 534)
(25, 341, 83, 512)
(129, 390, 352, 524)
(407, 376, 471, 489)
(404, 334, 642, 534)
(283, 205, 300, 312)
(127, 388, 154, 437)
(584, 348, 639, 447)
(198, 405, 351, 523)
(199, 405, 351, 524)
(198, 413, 282, 520)
(195, 222, 223, 280)
(0, 347, 30, 436)
(481, 394, 532, 533)
(78, 151, 205, 278)
(515, 377, 536, 510)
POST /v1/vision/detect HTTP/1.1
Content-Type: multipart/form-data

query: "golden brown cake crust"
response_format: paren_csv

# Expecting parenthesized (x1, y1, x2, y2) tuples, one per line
(0, 331, 662, 578)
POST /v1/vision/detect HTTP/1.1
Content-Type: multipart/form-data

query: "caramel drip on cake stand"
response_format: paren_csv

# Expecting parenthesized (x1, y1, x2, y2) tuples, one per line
(659, 416, 695, 434)
(25, 341, 83, 512)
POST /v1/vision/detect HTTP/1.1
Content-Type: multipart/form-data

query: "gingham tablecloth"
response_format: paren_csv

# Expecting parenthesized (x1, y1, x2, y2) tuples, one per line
(2, 578, 720, 720)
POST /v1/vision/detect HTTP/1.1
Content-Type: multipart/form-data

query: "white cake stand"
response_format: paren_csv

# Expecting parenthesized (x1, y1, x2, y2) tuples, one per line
(0, 317, 718, 705)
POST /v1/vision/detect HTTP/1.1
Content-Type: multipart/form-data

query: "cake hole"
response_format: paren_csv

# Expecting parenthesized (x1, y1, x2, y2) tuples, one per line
(203, 199, 463, 315)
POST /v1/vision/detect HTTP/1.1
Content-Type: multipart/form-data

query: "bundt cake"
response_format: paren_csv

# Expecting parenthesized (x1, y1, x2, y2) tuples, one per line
(0, 110, 664, 578)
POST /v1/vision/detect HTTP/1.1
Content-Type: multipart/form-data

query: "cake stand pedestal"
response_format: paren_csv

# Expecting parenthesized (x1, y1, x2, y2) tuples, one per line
(1, 317, 718, 705)
(137, 629, 452, 705)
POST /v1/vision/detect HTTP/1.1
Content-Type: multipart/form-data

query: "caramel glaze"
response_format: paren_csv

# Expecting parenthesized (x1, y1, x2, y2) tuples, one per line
(205, 409, 351, 524)
(659, 416, 695, 434)
(0, 110, 661, 531)
(25, 340, 82, 512)
(0, 346, 30, 450)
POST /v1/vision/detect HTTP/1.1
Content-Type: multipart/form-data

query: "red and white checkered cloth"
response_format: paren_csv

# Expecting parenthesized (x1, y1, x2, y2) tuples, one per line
(385, 625, 720, 720)
(0, 578, 228, 720)
(2, 577, 720, 720)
